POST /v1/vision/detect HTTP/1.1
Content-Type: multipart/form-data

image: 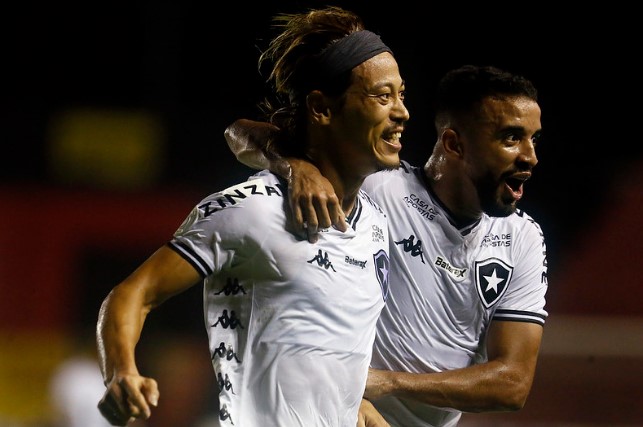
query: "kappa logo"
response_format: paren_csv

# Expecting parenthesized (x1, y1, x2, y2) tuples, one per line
(307, 249, 336, 272)
(373, 249, 390, 301)
(396, 234, 425, 264)
(475, 258, 513, 308)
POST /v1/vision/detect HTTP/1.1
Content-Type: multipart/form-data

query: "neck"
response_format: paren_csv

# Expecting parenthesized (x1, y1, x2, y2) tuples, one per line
(319, 164, 364, 215)
(309, 142, 370, 216)
(423, 159, 481, 228)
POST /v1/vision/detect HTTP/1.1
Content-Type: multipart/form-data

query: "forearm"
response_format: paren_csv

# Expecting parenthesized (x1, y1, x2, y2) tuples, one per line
(96, 286, 150, 383)
(368, 362, 531, 413)
(224, 118, 292, 179)
(224, 118, 345, 237)
(96, 283, 162, 425)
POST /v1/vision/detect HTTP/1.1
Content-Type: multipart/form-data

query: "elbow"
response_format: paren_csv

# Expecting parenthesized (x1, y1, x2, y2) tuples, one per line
(468, 369, 533, 413)
(501, 393, 528, 412)
(223, 126, 242, 158)
(488, 360, 536, 412)
(495, 378, 532, 412)
(467, 387, 529, 414)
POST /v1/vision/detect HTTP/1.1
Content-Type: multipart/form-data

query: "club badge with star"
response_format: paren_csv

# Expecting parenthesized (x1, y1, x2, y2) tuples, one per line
(474, 258, 513, 308)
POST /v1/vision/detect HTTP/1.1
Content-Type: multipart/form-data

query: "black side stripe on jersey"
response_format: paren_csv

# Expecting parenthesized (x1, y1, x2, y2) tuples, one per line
(493, 309, 546, 326)
(345, 197, 363, 231)
(167, 241, 212, 277)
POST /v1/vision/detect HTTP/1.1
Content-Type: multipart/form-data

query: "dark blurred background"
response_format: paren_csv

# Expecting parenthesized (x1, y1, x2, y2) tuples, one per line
(1, 2, 641, 426)
(4, 1, 641, 271)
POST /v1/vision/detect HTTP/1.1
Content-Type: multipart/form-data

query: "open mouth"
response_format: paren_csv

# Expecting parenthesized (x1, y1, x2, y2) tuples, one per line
(383, 132, 402, 152)
(505, 174, 529, 201)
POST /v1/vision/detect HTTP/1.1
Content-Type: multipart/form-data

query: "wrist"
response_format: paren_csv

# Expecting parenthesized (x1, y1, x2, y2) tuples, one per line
(272, 158, 293, 183)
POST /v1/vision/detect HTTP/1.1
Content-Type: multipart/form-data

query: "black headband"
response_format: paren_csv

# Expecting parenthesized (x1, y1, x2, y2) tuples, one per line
(315, 30, 393, 81)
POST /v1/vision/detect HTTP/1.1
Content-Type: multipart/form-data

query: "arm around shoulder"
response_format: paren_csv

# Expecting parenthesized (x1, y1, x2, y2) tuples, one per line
(224, 119, 293, 179)
(223, 118, 346, 238)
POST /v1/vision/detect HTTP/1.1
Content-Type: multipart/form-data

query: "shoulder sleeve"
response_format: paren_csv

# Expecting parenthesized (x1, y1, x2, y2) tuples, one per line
(362, 161, 416, 201)
(494, 212, 549, 325)
(168, 174, 287, 277)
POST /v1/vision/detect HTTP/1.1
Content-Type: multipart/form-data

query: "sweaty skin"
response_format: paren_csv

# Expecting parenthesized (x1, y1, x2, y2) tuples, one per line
(225, 51, 409, 243)
(224, 93, 545, 422)
(429, 96, 540, 221)
(98, 45, 410, 426)
(97, 246, 200, 425)
(225, 120, 347, 241)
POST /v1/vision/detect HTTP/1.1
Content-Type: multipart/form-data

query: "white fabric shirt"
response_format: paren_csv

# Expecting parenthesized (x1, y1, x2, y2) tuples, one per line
(362, 161, 549, 427)
(170, 170, 390, 427)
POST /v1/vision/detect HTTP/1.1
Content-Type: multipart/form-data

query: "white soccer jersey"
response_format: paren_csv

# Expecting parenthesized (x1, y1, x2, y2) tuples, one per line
(362, 161, 549, 427)
(169, 170, 390, 427)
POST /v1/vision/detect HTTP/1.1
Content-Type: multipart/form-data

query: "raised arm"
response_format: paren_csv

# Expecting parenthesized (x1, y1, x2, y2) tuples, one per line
(365, 320, 543, 413)
(224, 119, 347, 242)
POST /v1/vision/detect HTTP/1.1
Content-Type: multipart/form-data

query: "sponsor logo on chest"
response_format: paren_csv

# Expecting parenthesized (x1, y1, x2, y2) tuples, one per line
(434, 255, 467, 280)
(481, 232, 512, 247)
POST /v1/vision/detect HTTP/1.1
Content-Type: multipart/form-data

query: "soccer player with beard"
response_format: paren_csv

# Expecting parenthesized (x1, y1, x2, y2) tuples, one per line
(224, 64, 548, 426)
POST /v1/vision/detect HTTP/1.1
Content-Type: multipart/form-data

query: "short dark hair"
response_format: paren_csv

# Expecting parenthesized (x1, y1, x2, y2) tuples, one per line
(434, 65, 538, 128)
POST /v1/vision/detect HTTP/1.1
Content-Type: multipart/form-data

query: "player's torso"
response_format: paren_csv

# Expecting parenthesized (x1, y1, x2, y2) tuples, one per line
(178, 172, 390, 426)
(364, 163, 529, 372)
(202, 180, 390, 353)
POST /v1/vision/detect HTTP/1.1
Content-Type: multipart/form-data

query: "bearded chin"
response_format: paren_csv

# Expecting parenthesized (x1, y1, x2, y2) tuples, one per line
(483, 198, 517, 217)
(479, 182, 517, 217)
(489, 205, 515, 217)
(377, 159, 401, 172)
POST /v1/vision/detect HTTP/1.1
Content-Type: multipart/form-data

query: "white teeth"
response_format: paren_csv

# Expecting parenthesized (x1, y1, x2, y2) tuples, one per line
(387, 132, 401, 142)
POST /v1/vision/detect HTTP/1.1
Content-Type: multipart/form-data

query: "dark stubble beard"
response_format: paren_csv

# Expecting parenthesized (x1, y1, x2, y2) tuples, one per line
(376, 159, 401, 172)
(478, 175, 518, 218)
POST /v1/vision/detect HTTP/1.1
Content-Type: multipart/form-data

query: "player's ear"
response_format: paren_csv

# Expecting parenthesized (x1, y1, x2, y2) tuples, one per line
(441, 128, 463, 158)
(307, 90, 331, 125)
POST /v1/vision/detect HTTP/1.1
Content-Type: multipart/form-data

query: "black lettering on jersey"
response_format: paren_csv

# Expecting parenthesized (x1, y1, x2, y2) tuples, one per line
(225, 188, 248, 204)
(265, 185, 282, 196)
(199, 192, 247, 216)
(525, 215, 549, 286)
(219, 404, 235, 425)
(434, 256, 467, 278)
(217, 372, 235, 394)
(481, 233, 512, 247)
(307, 250, 336, 272)
(199, 201, 218, 217)
(198, 181, 286, 218)
(395, 235, 425, 264)
(242, 182, 286, 196)
(244, 183, 262, 195)
(541, 244, 549, 286)
(403, 195, 437, 220)
(474, 258, 513, 308)
(215, 278, 247, 296)
(212, 341, 241, 363)
(212, 309, 246, 329)
(345, 256, 368, 269)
